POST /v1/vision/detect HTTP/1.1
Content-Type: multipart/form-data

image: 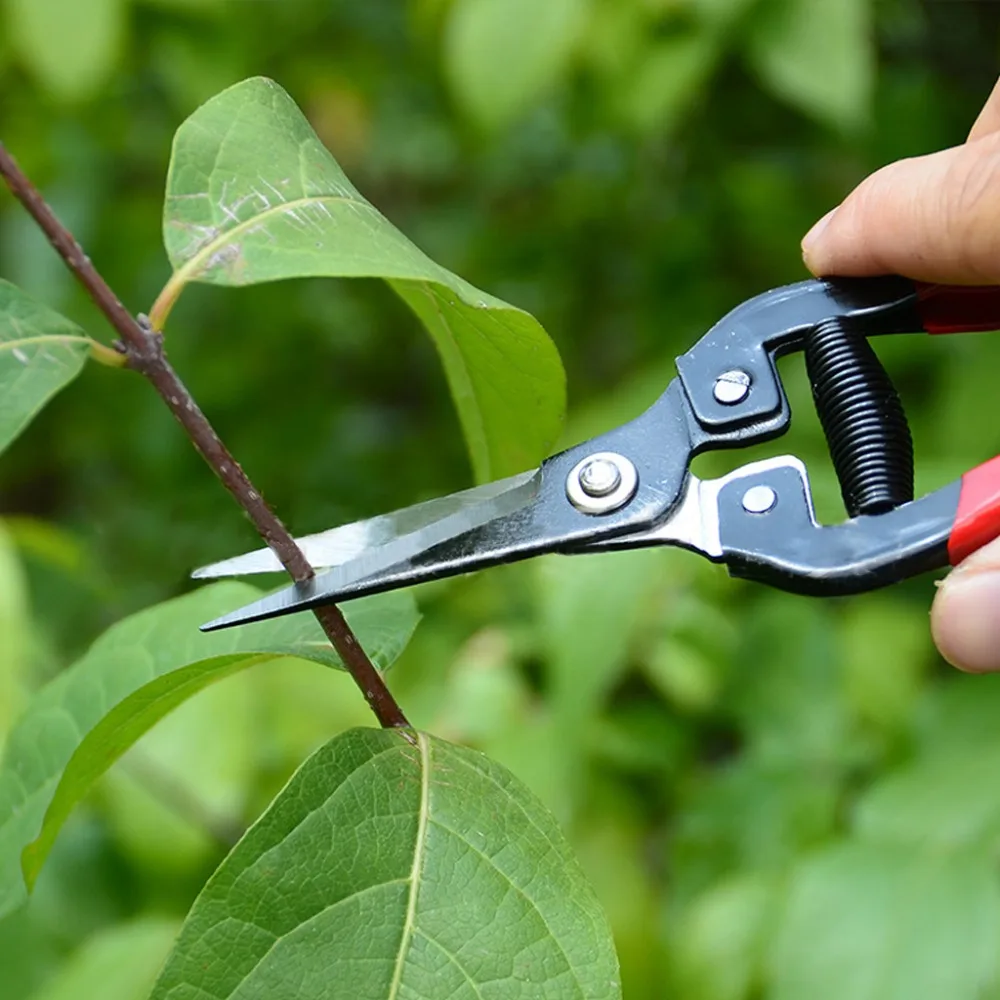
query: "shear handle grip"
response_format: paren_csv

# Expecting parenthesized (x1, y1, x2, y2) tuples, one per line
(950, 454, 1000, 564)
(915, 283, 1000, 334)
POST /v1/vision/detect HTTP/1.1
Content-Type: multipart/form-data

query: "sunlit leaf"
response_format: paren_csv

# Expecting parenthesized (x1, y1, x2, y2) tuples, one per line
(151, 728, 621, 1000)
(0, 582, 419, 919)
(747, 0, 873, 132)
(0, 282, 91, 456)
(154, 77, 565, 481)
(444, 0, 588, 131)
(25, 918, 179, 1000)
(6, 0, 125, 102)
(769, 842, 1000, 1000)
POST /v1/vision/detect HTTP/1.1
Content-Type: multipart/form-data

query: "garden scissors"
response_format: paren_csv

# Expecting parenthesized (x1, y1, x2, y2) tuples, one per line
(194, 275, 1000, 632)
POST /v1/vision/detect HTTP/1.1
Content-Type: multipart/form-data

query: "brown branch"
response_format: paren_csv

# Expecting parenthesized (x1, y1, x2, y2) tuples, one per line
(0, 142, 409, 730)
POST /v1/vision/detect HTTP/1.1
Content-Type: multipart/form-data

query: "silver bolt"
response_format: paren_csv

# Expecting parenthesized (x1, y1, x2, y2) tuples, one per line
(578, 458, 622, 498)
(713, 369, 752, 405)
(566, 451, 638, 515)
(742, 484, 777, 514)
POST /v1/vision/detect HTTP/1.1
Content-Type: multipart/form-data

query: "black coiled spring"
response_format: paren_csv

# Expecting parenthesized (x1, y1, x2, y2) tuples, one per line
(805, 319, 914, 518)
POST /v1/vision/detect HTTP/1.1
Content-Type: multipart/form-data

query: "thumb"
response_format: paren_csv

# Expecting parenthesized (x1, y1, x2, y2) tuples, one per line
(802, 129, 1000, 284)
(932, 537, 1000, 672)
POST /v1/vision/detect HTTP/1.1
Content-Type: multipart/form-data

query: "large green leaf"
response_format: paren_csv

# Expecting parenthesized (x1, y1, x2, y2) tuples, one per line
(769, 842, 1000, 1000)
(5, 0, 125, 102)
(151, 727, 621, 1000)
(0, 282, 95, 456)
(747, 0, 873, 132)
(444, 0, 588, 131)
(153, 77, 565, 481)
(0, 582, 418, 919)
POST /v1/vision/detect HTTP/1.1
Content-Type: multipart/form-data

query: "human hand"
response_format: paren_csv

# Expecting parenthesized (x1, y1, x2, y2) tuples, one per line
(801, 79, 1000, 672)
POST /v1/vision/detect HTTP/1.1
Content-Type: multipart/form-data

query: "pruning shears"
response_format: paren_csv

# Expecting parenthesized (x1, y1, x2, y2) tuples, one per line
(194, 275, 1000, 632)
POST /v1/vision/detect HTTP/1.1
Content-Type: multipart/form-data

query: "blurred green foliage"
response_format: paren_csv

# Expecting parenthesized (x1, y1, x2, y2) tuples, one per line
(2, 0, 1000, 997)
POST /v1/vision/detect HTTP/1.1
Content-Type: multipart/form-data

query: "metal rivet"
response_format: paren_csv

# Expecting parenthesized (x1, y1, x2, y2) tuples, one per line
(713, 369, 752, 405)
(566, 452, 638, 515)
(578, 458, 622, 498)
(742, 484, 777, 514)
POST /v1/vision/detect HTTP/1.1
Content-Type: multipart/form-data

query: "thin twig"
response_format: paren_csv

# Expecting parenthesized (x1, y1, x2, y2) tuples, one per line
(0, 142, 409, 730)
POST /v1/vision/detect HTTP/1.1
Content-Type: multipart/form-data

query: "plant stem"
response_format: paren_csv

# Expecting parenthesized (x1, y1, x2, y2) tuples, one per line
(0, 141, 409, 730)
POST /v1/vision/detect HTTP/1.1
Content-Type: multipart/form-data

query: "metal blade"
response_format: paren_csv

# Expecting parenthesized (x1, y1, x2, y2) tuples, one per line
(199, 470, 542, 630)
(193, 472, 538, 578)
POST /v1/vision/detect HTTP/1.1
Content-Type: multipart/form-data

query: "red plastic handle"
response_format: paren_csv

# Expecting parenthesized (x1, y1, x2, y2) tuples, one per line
(950, 454, 1000, 565)
(913, 284, 1000, 563)
(916, 283, 1000, 334)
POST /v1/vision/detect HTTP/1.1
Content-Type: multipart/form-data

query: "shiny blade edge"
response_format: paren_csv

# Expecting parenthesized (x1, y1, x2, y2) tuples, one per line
(199, 470, 542, 630)
(192, 470, 538, 579)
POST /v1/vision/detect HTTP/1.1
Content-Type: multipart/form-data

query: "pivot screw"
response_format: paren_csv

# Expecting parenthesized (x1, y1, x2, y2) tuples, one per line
(713, 369, 752, 405)
(578, 458, 622, 498)
(742, 484, 777, 514)
(566, 452, 638, 515)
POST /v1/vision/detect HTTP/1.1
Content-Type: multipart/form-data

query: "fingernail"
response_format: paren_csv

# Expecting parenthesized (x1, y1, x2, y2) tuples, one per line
(801, 208, 838, 267)
(932, 570, 1000, 672)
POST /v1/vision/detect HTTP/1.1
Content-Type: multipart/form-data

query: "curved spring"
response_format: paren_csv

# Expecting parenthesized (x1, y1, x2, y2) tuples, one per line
(804, 319, 914, 518)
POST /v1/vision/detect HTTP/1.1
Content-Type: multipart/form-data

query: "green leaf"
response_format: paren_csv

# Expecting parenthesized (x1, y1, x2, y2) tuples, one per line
(690, 0, 759, 31)
(0, 582, 419, 919)
(5, 0, 125, 102)
(0, 282, 92, 456)
(26, 918, 179, 1000)
(536, 549, 664, 725)
(671, 757, 839, 895)
(747, 0, 873, 132)
(671, 873, 775, 1000)
(151, 728, 621, 1000)
(0, 522, 28, 748)
(842, 596, 930, 731)
(616, 33, 719, 134)
(854, 745, 1000, 851)
(98, 666, 259, 874)
(154, 77, 565, 481)
(574, 806, 663, 999)
(769, 843, 1000, 1000)
(727, 597, 847, 765)
(444, 0, 588, 131)
(913, 673, 1000, 758)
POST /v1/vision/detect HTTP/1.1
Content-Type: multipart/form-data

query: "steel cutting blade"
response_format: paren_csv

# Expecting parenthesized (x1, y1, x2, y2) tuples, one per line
(193, 472, 539, 578)
(198, 470, 542, 630)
